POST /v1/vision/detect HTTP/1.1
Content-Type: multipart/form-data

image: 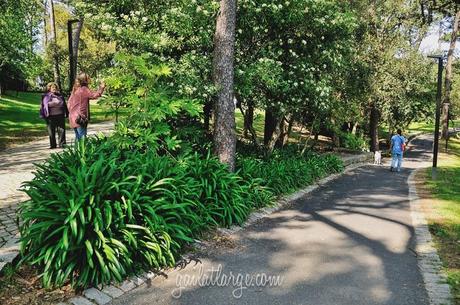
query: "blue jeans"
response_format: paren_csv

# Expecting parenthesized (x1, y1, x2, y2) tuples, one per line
(391, 152, 403, 171)
(74, 127, 87, 141)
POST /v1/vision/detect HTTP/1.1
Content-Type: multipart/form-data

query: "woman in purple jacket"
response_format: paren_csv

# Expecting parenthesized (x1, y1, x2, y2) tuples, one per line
(39, 82, 69, 148)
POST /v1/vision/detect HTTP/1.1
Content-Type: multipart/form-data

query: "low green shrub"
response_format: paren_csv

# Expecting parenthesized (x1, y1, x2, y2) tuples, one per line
(180, 153, 272, 226)
(19, 137, 342, 289)
(19, 138, 272, 289)
(337, 131, 368, 151)
(238, 153, 343, 196)
(20, 138, 180, 288)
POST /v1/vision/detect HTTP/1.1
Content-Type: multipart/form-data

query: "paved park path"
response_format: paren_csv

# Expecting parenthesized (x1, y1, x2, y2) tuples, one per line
(0, 121, 114, 259)
(111, 136, 441, 305)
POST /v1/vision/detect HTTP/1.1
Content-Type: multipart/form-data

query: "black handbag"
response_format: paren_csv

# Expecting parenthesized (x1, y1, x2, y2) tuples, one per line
(76, 114, 88, 126)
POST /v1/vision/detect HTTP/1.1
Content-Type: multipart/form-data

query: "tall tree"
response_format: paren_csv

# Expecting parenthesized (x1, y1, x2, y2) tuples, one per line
(0, 0, 39, 94)
(442, 9, 460, 139)
(212, 0, 237, 171)
(68, 19, 83, 90)
(48, 0, 62, 89)
(43, 0, 48, 45)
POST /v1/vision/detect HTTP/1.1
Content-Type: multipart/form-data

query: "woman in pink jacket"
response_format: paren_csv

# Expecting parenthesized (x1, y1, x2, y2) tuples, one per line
(67, 73, 106, 140)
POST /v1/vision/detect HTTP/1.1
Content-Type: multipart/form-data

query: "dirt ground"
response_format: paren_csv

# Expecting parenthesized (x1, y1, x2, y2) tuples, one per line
(0, 264, 76, 305)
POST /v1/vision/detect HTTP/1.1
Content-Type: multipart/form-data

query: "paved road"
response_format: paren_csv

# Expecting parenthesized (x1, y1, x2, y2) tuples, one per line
(113, 136, 434, 305)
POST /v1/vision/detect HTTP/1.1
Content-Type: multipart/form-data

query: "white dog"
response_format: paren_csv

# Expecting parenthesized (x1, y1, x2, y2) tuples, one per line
(374, 151, 382, 165)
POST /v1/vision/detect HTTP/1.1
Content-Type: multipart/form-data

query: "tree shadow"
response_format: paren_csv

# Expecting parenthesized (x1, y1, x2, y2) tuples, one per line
(111, 135, 434, 305)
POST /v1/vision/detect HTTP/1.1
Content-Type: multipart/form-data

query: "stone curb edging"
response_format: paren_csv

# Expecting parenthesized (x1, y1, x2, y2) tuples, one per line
(0, 234, 20, 272)
(408, 169, 452, 305)
(56, 153, 373, 305)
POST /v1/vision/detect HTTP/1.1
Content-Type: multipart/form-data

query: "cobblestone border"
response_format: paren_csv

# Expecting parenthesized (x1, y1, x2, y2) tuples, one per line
(56, 154, 373, 305)
(0, 233, 20, 272)
(408, 169, 452, 305)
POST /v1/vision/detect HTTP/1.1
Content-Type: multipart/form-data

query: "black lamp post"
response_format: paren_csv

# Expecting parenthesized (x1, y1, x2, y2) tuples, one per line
(428, 54, 444, 178)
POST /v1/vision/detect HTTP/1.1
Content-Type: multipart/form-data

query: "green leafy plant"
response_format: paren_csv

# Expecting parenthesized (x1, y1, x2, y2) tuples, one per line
(103, 52, 202, 153)
(338, 131, 369, 151)
(238, 152, 343, 196)
(19, 138, 181, 288)
(18, 137, 273, 288)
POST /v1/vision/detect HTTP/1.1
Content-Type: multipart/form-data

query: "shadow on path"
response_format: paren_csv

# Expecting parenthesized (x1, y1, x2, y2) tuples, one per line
(113, 135, 434, 305)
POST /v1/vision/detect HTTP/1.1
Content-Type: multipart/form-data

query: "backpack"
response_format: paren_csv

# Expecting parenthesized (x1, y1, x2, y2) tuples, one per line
(399, 136, 406, 152)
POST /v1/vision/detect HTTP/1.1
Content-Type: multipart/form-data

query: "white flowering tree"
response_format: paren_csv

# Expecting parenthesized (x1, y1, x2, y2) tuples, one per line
(73, 0, 433, 156)
(234, 0, 359, 153)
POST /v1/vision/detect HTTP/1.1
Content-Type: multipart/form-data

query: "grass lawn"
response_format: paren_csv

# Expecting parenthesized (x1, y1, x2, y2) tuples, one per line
(235, 109, 265, 137)
(421, 136, 460, 303)
(0, 91, 115, 150)
(408, 119, 460, 134)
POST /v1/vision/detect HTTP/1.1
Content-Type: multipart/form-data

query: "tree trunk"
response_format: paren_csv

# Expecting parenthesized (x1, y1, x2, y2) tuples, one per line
(277, 115, 294, 148)
(282, 116, 294, 147)
(330, 118, 340, 148)
(263, 108, 277, 146)
(369, 105, 380, 152)
(311, 132, 319, 150)
(68, 19, 83, 91)
(351, 122, 359, 135)
(237, 101, 260, 146)
(301, 119, 316, 156)
(442, 10, 460, 139)
(266, 118, 283, 155)
(243, 101, 254, 138)
(212, 0, 237, 171)
(203, 101, 213, 133)
(43, 0, 48, 46)
(29, 16, 34, 54)
(48, 0, 62, 90)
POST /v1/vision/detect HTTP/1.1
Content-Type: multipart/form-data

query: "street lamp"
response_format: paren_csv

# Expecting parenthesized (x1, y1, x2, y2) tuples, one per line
(428, 54, 444, 179)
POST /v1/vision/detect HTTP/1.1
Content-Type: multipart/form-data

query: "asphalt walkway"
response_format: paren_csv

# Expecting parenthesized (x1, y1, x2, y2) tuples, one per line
(113, 136, 434, 305)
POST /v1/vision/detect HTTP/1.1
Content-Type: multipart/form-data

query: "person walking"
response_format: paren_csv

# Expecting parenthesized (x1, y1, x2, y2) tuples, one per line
(390, 128, 406, 172)
(39, 82, 68, 149)
(67, 73, 105, 140)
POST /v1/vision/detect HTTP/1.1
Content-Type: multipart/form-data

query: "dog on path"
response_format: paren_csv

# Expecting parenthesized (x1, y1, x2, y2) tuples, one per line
(374, 151, 382, 165)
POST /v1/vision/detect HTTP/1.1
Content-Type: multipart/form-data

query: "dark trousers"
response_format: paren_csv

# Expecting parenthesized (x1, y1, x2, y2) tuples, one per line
(46, 115, 66, 148)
